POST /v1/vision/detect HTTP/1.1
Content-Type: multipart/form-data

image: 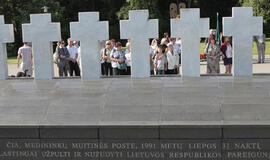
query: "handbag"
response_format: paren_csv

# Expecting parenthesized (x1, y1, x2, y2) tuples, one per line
(117, 62, 126, 70)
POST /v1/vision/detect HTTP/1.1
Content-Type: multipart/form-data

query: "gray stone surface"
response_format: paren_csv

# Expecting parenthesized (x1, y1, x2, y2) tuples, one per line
(0, 15, 14, 80)
(0, 126, 39, 138)
(100, 127, 159, 139)
(171, 8, 209, 77)
(22, 13, 61, 79)
(120, 10, 158, 78)
(223, 7, 263, 76)
(223, 126, 270, 139)
(70, 12, 109, 79)
(40, 126, 98, 139)
(0, 76, 270, 126)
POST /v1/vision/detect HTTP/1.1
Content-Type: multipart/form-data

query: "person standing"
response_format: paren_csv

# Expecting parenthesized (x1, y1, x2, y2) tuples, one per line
(125, 42, 131, 75)
(204, 36, 222, 74)
(74, 41, 81, 66)
(155, 45, 167, 75)
(220, 37, 233, 74)
(66, 38, 80, 77)
(254, 34, 266, 63)
(110, 42, 126, 75)
(169, 38, 180, 73)
(166, 44, 178, 74)
(17, 42, 33, 77)
(150, 39, 158, 75)
(56, 41, 71, 77)
(102, 40, 113, 76)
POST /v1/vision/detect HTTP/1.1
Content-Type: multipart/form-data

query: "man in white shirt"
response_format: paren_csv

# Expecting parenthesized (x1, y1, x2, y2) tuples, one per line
(17, 42, 33, 77)
(66, 38, 80, 76)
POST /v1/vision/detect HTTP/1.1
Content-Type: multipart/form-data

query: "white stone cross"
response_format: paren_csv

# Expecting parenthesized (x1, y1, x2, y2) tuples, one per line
(22, 14, 61, 79)
(0, 16, 14, 80)
(120, 10, 158, 78)
(223, 7, 263, 76)
(171, 8, 209, 77)
(70, 12, 109, 79)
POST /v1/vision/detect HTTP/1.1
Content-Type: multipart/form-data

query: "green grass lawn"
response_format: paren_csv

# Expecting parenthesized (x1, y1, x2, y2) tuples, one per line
(7, 38, 270, 64)
(8, 57, 17, 64)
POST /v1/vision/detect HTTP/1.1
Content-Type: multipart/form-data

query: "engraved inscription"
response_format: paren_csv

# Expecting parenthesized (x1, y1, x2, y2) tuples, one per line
(1, 140, 270, 159)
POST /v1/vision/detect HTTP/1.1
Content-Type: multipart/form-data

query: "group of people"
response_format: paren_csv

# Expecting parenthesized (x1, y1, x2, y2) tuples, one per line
(54, 38, 81, 77)
(100, 39, 131, 76)
(16, 30, 266, 78)
(100, 33, 182, 76)
(99, 31, 234, 76)
(204, 29, 233, 74)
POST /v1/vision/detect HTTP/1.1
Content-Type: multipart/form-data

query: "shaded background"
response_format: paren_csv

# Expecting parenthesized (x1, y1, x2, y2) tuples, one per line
(0, 0, 268, 57)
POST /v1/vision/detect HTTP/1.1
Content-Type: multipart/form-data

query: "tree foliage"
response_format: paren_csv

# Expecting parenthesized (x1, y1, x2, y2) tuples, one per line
(239, 0, 270, 36)
(0, 0, 64, 56)
(0, 0, 268, 57)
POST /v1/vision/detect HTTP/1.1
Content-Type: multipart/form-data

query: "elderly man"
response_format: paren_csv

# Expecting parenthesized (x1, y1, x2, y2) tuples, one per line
(67, 38, 80, 76)
(254, 34, 266, 63)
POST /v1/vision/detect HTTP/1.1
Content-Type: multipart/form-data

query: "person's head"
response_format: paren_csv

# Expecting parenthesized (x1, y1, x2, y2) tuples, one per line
(170, 38, 176, 43)
(23, 42, 29, 46)
(157, 45, 163, 53)
(212, 29, 217, 35)
(161, 38, 169, 45)
(57, 41, 61, 47)
(224, 37, 231, 44)
(67, 38, 73, 46)
(115, 42, 122, 51)
(164, 32, 169, 38)
(210, 38, 216, 44)
(151, 39, 157, 46)
(168, 44, 174, 52)
(209, 35, 216, 44)
(74, 41, 78, 46)
(105, 40, 111, 49)
(111, 39, 116, 46)
(60, 40, 65, 47)
(209, 29, 214, 35)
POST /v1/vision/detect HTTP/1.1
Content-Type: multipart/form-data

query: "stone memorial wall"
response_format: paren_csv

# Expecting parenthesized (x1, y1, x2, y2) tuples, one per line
(1, 126, 270, 160)
(0, 7, 263, 79)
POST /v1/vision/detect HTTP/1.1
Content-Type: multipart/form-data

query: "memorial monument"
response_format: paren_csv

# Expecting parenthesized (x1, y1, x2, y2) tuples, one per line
(22, 13, 61, 79)
(171, 8, 209, 77)
(120, 10, 158, 78)
(0, 16, 14, 80)
(70, 12, 109, 79)
(223, 7, 263, 76)
(0, 7, 269, 160)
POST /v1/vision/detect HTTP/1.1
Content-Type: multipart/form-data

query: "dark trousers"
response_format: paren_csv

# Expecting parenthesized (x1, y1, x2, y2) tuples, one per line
(102, 62, 113, 76)
(113, 68, 127, 76)
(167, 69, 177, 74)
(126, 66, 131, 75)
(69, 61, 80, 76)
(157, 70, 164, 75)
(113, 68, 119, 76)
(101, 63, 105, 75)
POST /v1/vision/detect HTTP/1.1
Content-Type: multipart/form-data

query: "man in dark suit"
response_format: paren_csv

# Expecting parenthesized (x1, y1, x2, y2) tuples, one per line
(56, 41, 71, 77)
